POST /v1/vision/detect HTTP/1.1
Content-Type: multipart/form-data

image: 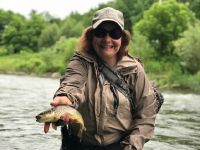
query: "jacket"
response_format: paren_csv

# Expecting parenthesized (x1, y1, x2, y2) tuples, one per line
(54, 51, 157, 150)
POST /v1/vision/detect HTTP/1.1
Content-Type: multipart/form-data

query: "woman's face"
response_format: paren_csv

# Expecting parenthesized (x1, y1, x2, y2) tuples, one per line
(92, 21, 122, 63)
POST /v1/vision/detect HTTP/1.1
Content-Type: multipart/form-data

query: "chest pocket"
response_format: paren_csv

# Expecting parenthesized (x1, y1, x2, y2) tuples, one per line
(102, 81, 131, 117)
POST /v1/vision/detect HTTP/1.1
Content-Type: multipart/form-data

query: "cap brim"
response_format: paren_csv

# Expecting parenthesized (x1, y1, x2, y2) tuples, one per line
(93, 19, 123, 30)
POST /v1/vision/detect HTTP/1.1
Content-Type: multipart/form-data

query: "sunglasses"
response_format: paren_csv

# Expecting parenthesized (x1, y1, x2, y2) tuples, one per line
(93, 27, 123, 40)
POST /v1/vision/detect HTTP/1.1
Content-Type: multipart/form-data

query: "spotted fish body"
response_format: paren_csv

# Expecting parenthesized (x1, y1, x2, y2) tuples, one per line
(36, 105, 86, 139)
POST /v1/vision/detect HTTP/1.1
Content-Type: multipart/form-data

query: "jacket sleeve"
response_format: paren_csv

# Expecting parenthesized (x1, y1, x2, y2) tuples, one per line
(121, 62, 157, 150)
(54, 55, 88, 108)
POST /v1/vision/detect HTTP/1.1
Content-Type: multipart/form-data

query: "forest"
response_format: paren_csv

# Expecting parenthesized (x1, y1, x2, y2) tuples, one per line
(0, 0, 200, 93)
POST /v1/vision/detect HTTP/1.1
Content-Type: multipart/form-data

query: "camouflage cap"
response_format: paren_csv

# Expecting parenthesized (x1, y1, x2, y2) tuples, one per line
(92, 7, 124, 30)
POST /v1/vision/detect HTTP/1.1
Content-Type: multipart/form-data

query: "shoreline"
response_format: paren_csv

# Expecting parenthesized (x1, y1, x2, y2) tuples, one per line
(1, 72, 199, 95)
(0, 71, 62, 79)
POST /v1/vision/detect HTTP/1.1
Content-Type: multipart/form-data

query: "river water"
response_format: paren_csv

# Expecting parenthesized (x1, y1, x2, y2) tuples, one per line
(0, 74, 199, 150)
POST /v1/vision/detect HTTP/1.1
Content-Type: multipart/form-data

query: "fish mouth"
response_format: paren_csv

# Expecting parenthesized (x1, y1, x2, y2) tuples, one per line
(35, 115, 41, 122)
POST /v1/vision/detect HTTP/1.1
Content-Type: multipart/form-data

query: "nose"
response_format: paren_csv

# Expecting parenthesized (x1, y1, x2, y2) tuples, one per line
(103, 33, 112, 41)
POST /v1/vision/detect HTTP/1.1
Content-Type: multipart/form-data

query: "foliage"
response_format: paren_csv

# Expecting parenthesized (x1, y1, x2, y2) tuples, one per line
(134, 0, 195, 57)
(129, 31, 156, 60)
(22, 12, 46, 51)
(16, 57, 46, 74)
(1, 11, 46, 53)
(1, 14, 27, 53)
(177, 0, 200, 19)
(0, 46, 7, 56)
(174, 21, 200, 74)
(113, 0, 154, 32)
(188, 0, 200, 19)
(0, 38, 77, 75)
(60, 13, 84, 38)
(52, 37, 77, 63)
(167, 70, 200, 93)
(145, 60, 182, 88)
(40, 11, 62, 24)
(0, 9, 21, 36)
(38, 23, 61, 48)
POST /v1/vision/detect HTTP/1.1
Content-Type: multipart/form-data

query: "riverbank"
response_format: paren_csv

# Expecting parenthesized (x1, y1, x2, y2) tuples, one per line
(0, 71, 199, 94)
(0, 71, 62, 79)
(0, 50, 200, 94)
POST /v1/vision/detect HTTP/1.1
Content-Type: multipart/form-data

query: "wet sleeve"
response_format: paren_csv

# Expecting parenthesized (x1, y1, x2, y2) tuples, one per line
(121, 63, 157, 150)
(54, 55, 88, 108)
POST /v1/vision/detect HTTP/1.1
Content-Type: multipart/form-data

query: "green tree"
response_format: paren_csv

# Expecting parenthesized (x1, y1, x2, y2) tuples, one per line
(1, 11, 46, 53)
(40, 11, 61, 24)
(113, 0, 155, 32)
(134, 0, 195, 57)
(0, 9, 25, 44)
(174, 21, 200, 74)
(1, 13, 27, 53)
(129, 31, 155, 60)
(177, 0, 200, 19)
(188, 0, 200, 19)
(24, 11, 46, 51)
(38, 23, 61, 48)
(61, 13, 84, 38)
(0, 9, 12, 36)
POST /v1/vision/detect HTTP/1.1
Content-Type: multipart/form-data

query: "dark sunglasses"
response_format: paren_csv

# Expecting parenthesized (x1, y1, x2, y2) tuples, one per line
(93, 27, 123, 40)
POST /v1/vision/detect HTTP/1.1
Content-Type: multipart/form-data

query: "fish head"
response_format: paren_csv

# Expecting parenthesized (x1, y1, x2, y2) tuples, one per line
(35, 109, 57, 123)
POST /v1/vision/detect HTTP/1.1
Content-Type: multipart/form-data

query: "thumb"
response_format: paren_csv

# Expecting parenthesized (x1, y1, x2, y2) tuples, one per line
(50, 100, 59, 107)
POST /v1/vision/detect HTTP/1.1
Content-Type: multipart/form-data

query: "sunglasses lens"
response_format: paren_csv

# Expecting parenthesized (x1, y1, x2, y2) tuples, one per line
(110, 29, 122, 39)
(93, 28, 107, 38)
(94, 27, 122, 39)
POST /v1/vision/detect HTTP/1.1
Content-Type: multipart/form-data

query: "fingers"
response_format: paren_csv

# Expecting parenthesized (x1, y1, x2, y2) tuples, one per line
(44, 97, 73, 133)
(43, 122, 61, 133)
(60, 115, 71, 122)
(60, 115, 76, 124)
(50, 96, 72, 107)
(43, 115, 75, 133)
(44, 122, 50, 133)
(54, 115, 75, 126)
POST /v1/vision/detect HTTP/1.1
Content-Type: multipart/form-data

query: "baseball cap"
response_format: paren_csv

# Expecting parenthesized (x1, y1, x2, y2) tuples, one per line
(92, 7, 124, 30)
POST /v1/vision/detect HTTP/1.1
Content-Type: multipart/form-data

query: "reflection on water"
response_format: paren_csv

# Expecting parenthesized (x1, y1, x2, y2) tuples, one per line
(0, 74, 200, 150)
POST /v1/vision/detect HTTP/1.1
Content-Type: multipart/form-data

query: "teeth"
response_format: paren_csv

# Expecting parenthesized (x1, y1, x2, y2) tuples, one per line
(101, 45, 113, 48)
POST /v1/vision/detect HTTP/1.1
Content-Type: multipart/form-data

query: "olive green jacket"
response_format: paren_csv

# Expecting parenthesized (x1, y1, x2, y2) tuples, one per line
(55, 51, 157, 150)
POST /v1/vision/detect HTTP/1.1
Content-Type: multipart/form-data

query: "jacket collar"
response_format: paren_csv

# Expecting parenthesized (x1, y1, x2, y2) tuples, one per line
(116, 55, 138, 75)
(75, 51, 138, 75)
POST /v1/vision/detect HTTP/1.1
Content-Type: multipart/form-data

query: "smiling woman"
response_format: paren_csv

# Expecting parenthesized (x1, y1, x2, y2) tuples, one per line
(0, 0, 112, 18)
(39, 7, 159, 150)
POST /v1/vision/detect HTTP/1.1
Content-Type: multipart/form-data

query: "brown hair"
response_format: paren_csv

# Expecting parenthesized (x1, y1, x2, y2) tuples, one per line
(77, 26, 131, 60)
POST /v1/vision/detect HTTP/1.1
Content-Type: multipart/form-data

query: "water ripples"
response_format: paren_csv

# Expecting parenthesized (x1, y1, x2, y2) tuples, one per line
(0, 74, 199, 150)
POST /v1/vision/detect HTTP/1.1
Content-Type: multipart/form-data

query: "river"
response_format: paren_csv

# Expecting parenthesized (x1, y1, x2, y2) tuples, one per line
(0, 74, 199, 150)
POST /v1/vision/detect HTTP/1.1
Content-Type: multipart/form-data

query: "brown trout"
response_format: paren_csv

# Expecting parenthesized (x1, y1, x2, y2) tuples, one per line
(35, 105, 86, 139)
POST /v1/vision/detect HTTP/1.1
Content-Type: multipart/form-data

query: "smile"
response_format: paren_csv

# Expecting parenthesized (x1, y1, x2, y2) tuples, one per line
(100, 45, 114, 49)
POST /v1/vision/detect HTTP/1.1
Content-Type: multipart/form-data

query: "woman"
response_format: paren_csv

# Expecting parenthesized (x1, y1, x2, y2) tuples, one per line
(44, 7, 157, 150)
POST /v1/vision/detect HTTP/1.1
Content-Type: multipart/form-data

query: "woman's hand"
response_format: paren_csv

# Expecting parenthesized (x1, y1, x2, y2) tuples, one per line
(50, 96, 72, 106)
(44, 96, 73, 133)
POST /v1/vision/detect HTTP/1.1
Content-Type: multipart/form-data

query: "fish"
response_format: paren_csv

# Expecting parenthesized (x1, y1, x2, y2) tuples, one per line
(35, 105, 86, 139)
